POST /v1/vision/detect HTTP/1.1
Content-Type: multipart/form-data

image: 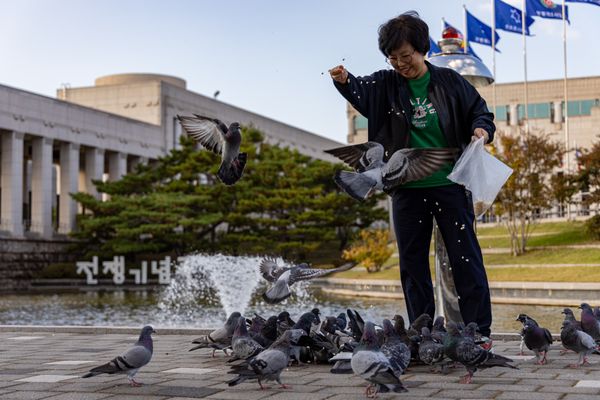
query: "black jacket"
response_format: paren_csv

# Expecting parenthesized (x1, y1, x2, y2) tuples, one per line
(333, 61, 495, 161)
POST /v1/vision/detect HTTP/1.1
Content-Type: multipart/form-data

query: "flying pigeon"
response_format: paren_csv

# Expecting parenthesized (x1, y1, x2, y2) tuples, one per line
(324, 142, 458, 201)
(229, 316, 264, 362)
(177, 114, 247, 185)
(259, 258, 355, 304)
(227, 328, 304, 389)
(82, 325, 155, 386)
(444, 321, 517, 384)
(351, 321, 407, 397)
(522, 320, 553, 365)
(516, 313, 539, 355)
(560, 319, 600, 368)
(579, 303, 600, 343)
(190, 311, 241, 356)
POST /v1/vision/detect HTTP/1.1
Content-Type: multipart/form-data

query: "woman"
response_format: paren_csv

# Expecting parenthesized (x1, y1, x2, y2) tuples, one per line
(329, 11, 494, 338)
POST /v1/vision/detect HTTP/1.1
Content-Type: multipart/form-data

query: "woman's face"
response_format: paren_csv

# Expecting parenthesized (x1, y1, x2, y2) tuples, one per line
(387, 42, 427, 80)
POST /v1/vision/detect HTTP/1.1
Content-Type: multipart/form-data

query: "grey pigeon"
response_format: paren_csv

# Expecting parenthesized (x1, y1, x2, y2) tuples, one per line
(229, 316, 264, 362)
(431, 316, 447, 343)
(324, 142, 458, 200)
(562, 308, 582, 331)
(82, 325, 155, 386)
(444, 321, 517, 384)
(516, 313, 539, 355)
(227, 328, 304, 389)
(579, 303, 600, 343)
(260, 258, 355, 304)
(380, 319, 411, 376)
(177, 114, 246, 185)
(560, 320, 600, 368)
(522, 321, 553, 365)
(329, 351, 353, 374)
(418, 327, 445, 366)
(351, 321, 407, 397)
(190, 311, 241, 356)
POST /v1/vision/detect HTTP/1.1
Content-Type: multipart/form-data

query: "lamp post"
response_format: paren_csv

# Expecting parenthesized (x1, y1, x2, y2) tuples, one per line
(426, 27, 494, 323)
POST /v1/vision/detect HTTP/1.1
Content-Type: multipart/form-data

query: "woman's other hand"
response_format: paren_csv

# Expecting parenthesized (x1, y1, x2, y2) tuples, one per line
(472, 128, 489, 143)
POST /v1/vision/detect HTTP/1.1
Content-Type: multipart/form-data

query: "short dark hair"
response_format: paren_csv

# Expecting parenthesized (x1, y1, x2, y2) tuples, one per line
(378, 11, 430, 57)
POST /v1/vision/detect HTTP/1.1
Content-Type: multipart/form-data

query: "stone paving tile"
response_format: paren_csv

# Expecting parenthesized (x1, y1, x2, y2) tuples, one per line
(154, 386, 221, 398)
(44, 393, 113, 400)
(0, 391, 56, 399)
(563, 395, 600, 400)
(495, 392, 564, 400)
(436, 389, 501, 399)
(538, 386, 600, 395)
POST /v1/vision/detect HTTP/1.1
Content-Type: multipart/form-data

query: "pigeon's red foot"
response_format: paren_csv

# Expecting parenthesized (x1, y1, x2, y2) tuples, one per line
(459, 373, 473, 384)
(129, 380, 143, 387)
(366, 384, 379, 398)
(279, 384, 292, 389)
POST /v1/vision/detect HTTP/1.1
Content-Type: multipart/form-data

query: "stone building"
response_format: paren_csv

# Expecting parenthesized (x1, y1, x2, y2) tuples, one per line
(0, 73, 342, 288)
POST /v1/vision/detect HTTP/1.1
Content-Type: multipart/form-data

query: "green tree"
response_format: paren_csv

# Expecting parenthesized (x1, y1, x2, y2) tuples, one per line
(493, 130, 563, 255)
(71, 126, 387, 263)
(576, 140, 600, 206)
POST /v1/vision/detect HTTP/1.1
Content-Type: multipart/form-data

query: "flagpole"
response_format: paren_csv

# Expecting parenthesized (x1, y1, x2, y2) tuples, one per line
(522, 0, 529, 135)
(562, 1, 571, 219)
(491, 0, 497, 118)
(463, 5, 468, 54)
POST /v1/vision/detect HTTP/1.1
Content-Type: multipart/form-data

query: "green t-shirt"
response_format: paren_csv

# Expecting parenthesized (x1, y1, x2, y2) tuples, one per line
(400, 70, 454, 188)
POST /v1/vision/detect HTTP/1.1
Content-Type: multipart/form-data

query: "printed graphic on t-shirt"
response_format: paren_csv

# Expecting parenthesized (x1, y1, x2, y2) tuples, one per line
(410, 97, 436, 129)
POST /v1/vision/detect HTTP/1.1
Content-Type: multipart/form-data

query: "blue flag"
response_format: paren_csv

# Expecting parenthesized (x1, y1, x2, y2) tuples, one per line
(566, 0, 600, 6)
(495, 0, 536, 35)
(443, 20, 481, 59)
(526, 0, 569, 21)
(428, 36, 441, 56)
(466, 9, 501, 52)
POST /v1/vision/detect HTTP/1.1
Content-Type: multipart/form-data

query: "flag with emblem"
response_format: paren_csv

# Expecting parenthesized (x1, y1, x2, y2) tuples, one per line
(526, 0, 569, 21)
(495, 0, 536, 35)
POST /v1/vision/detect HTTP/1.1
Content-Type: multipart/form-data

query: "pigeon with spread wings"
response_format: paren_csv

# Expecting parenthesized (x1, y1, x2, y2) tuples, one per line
(177, 114, 247, 185)
(259, 258, 355, 304)
(324, 142, 458, 200)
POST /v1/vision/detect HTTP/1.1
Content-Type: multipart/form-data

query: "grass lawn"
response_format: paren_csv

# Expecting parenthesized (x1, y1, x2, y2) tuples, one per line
(477, 220, 595, 248)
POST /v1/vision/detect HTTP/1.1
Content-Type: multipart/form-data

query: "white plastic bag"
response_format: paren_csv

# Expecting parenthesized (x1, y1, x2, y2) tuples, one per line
(447, 137, 513, 217)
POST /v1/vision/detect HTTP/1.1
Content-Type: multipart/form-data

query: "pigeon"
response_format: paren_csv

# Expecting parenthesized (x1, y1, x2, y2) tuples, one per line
(579, 303, 600, 343)
(347, 309, 366, 342)
(190, 311, 241, 356)
(560, 320, 600, 368)
(516, 313, 539, 355)
(522, 320, 553, 365)
(418, 327, 445, 366)
(351, 322, 407, 397)
(259, 258, 355, 304)
(444, 321, 517, 384)
(227, 328, 304, 389)
(380, 319, 411, 376)
(409, 313, 433, 335)
(329, 351, 354, 374)
(82, 325, 155, 386)
(177, 114, 247, 185)
(324, 141, 458, 201)
(229, 316, 264, 362)
(335, 313, 348, 331)
(431, 316, 447, 343)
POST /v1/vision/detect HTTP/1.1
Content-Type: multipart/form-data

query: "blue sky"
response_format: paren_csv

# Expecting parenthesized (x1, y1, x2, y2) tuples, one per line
(1, 0, 599, 143)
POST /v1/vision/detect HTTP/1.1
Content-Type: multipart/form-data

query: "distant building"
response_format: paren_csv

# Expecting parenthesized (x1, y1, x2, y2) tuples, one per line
(0, 73, 343, 240)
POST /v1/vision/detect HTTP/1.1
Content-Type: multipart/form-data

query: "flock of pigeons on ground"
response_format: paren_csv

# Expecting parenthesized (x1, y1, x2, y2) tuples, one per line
(79, 303, 600, 397)
(175, 114, 458, 200)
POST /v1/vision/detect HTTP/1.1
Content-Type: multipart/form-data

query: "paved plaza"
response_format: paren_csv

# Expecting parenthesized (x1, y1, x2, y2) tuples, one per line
(1, 327, 600, 400)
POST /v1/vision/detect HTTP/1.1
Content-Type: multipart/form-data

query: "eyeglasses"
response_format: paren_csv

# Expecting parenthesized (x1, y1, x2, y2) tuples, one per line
(386, 49, 416, 65)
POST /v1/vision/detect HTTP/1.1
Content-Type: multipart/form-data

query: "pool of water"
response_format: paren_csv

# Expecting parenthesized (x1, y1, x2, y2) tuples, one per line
(0, 287, 569, 334)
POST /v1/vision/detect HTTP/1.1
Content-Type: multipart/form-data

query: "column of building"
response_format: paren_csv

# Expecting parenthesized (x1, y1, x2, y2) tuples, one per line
(0, 131, 25, 236)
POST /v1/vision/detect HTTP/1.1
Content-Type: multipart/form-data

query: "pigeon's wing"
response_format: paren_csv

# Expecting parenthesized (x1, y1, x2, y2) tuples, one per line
(543, 328, 553, 345)
(84, 345, 151, 376)
(259, 258, 290, 283)
(119, 345, 152, 368)
(288, 265, 350, 284)
(382, 147, 459, 187)
(324, 142, 385, 172)
(177, 114, 226, 155)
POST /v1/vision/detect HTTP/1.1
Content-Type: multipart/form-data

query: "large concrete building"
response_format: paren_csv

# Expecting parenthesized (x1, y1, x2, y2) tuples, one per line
(0, 73, 342, 241)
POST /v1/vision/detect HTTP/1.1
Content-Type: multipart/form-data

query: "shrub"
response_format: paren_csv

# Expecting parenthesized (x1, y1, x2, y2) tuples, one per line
(585, 215, 600, 241)
(342, 229, 393, 273)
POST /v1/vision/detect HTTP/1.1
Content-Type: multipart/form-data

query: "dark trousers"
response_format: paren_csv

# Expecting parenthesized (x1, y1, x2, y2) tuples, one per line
(391, 184, 492, 336)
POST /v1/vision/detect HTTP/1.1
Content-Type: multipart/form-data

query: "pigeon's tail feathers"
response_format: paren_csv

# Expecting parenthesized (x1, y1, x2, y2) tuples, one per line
(330, 360, 353, 374)
(334, 171, 376, 201)
(81, 371, 101, 378)
(483, 353, 519, 369)
(262, 279, 291, 304)
(189, 343, 207, 352)
(227, 375, 249, 387)
(218, 152, 247, 185)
